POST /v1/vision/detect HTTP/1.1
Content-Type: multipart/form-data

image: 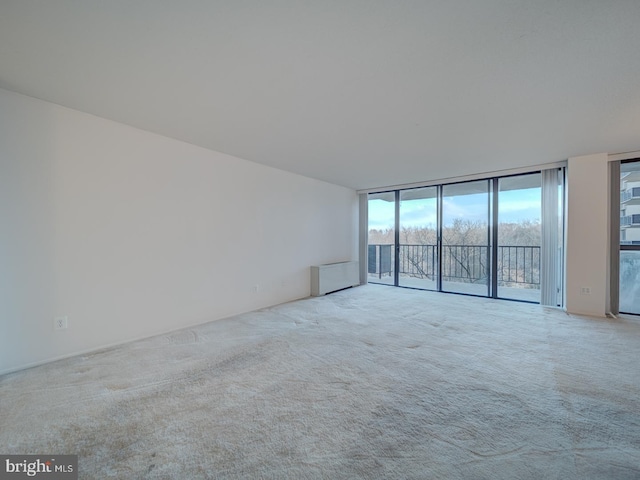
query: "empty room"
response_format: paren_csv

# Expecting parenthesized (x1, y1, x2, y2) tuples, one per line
(1, 1, 639, 478)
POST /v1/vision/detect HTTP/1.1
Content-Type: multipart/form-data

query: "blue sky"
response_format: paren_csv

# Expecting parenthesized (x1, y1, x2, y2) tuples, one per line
(369, 188, 541, 230)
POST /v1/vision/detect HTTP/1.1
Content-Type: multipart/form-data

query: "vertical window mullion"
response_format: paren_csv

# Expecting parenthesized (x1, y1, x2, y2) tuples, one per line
(491, 178, 498, 298)
(394, 190, 400, 287)
(437, 185, 443, 292)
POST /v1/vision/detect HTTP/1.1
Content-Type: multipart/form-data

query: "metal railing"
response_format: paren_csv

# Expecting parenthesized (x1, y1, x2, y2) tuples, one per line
(621, 214, 640, 226)
(442, 244, 489, 283)
(368, 244, 540, 287)
(498, 245, 540, 286)
(621, 187, 640, 203)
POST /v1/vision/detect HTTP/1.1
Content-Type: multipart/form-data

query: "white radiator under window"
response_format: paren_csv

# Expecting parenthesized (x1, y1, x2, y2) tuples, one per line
(310, 261, 360, 296)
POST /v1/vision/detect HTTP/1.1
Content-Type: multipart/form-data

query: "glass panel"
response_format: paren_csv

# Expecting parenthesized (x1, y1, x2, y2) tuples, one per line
(497, 174, 541, 302)
(368, 192, 395, 285)
(399, 187, 438, 290)
(620, 159, 640, 315)
(441, 181, 490, 296)
(620, 160, 640, 246)
(620, 251, 640, 314)
(548, 169, 564, 307)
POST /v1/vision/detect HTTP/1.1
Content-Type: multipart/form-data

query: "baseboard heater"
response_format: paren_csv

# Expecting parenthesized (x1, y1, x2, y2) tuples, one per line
(310, 261, 360, 296)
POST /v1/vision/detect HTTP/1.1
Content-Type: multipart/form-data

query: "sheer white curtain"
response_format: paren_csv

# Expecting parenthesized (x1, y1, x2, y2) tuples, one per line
(540, 168, 562, 306)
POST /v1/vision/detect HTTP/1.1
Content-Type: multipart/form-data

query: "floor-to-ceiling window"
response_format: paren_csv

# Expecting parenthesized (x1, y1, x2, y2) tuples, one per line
(398, 187, 438, 290)
(367, 168, 564, 305)
(619, 160, 640, 315)
(442, 181, 490, 296)
(497, 174, 541, 302)
(367, 191, 396, 285)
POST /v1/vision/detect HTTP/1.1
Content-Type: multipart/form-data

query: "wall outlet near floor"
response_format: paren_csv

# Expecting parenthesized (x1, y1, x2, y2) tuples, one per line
(580, 287, 591, 295)
(54, 316, 68, 330)
(253, 284, 260, 293)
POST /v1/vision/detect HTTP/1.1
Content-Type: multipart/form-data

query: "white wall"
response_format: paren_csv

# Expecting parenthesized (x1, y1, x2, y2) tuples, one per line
(0, 89, 357, 374)
(565, 153, 610, 316)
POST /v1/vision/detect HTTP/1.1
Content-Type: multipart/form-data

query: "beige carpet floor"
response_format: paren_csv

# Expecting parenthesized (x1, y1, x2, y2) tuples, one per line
(1, 285, 639, 479)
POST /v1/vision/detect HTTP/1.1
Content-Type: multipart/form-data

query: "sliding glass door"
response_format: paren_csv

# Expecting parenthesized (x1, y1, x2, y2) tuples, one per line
(441, 181, 491, 296)
(497, 174, 542, 302)
(368, 191, 396, 285)
(399, 187, 438, 290)
(620, 160, 640, 315)
(366, 168, 564, 305)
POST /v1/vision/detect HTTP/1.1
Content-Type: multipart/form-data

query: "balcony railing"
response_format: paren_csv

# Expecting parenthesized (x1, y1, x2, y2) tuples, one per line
(621, 187, 640, 203)
(368, 244, 540, 287)
(621, 214, 640, 226)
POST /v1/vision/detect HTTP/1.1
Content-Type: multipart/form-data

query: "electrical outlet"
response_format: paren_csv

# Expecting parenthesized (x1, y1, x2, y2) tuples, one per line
(54, 316, 68, 330)
(580, 287, 591, 295)
(253, 284, 260, 293)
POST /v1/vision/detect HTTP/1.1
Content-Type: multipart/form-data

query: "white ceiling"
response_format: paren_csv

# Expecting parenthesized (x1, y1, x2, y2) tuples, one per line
(1, 1, 639, 190)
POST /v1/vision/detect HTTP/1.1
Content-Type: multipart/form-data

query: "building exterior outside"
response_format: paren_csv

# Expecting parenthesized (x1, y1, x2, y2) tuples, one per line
(620, 169, 640, 245)
(620, 161, 640, 314)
